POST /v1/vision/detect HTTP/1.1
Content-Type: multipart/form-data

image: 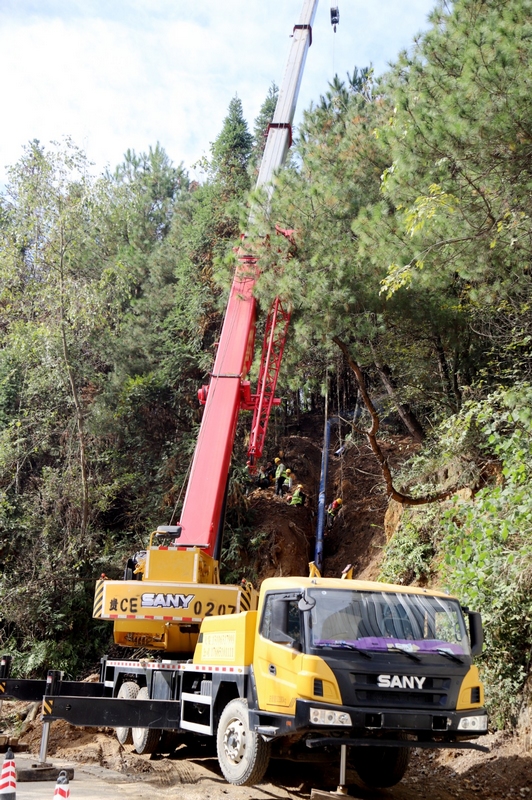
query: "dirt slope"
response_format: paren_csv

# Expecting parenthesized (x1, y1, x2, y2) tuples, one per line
(246, 426, 417, 584)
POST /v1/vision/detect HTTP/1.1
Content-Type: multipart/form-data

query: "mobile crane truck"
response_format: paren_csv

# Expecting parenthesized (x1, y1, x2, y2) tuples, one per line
(0, 0, 489, 790)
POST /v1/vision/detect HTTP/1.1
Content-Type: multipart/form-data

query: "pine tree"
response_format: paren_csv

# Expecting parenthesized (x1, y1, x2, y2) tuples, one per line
(209, 95, 253, 198)
(250, 82, 279, 176)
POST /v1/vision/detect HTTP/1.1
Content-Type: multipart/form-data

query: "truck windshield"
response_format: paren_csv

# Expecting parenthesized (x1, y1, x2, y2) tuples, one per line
(309, 589, 470, 656)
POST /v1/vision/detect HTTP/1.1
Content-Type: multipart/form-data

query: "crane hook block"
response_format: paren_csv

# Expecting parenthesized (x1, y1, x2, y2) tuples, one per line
(330, 6, 339, 31)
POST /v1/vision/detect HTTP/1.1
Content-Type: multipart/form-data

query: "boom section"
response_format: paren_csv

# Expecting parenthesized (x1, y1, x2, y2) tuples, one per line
(177, 261, 258, 554)
(257, 0, 319, 193)
(177, 0, 319, 554)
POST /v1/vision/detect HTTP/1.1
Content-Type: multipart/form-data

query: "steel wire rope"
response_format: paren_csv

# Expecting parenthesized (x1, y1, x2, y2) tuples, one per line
(169, 456, 193, 525)
(332, 7, 337, 75)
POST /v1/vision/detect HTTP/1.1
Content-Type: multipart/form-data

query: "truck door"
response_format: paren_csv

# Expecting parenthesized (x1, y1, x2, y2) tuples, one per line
(253, 592, 303, 714)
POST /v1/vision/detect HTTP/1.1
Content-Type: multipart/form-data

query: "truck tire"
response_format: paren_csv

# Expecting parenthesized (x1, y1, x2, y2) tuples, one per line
(132, 686, 161, 755)
(350, 744, 411, 788)
(115, 681, 139, 745)
(216, 698, 271, 786)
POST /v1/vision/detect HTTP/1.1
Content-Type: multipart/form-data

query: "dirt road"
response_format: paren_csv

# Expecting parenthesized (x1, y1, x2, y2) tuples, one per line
(9, 727, 532, 800)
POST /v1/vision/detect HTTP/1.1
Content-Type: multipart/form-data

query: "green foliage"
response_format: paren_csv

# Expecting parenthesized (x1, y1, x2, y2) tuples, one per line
(199, 95, 253, 199)
(220, 524, 266, 587)
(250, 82, 279, 175)
(377, 0, 532, 381)
(439, 386, 532, 725)
(250, 63, 471, 421)
(380, 384, 532, 725)
(380, 507, 439, 585)
(0, 139, 203, 674)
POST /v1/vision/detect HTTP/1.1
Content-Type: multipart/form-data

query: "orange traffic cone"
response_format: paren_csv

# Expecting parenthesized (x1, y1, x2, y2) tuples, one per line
(0, 747, 16, 799)
(52, 770, 70, 799)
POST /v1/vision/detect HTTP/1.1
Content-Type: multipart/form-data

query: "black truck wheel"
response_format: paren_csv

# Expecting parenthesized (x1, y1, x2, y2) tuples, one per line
(216, 699, 271, 786)
(350, 743, 411, 788)
(115, 681, 139, 745)
(132, 686, 161, 754)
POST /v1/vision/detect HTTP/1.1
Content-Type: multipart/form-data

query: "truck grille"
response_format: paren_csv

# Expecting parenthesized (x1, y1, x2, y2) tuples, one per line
(351, 673, 451, 709)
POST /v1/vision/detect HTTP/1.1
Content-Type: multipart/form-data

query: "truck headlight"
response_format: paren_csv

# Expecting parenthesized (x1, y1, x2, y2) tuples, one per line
(457, 715, 488, 732)
(310, 708, 352, 726)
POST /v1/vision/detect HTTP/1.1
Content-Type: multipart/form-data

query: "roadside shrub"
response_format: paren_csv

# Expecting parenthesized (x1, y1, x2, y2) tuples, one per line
(380, 384, 532, 726)
(380, 506, 438, 585)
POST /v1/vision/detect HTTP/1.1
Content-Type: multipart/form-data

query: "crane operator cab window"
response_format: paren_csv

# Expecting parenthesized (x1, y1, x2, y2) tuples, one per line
(261, 594, 302, 649)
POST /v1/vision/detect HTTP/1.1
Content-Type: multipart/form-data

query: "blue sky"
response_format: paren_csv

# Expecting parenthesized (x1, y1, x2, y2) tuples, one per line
(0, 1, 437, 183)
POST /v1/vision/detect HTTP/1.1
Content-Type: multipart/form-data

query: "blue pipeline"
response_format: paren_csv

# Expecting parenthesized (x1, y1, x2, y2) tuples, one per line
(315, 416, 340, 573)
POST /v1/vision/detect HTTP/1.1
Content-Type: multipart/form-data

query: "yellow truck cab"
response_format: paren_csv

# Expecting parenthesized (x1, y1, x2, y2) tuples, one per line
(196, 576, 488, 786)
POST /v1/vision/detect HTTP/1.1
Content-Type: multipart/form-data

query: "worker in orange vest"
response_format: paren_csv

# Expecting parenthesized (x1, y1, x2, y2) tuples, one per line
(326, 497, 343, 529)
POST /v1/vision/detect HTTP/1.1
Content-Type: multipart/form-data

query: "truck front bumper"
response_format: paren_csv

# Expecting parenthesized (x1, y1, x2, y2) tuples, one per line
(295, 699, 489, 749)
(253, 700, 488, 752)
(305, 736, 489, 752)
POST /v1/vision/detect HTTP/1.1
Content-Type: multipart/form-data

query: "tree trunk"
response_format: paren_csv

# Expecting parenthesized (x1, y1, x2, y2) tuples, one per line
(368, 341, 424, 442)
(59, 235, 89, 537)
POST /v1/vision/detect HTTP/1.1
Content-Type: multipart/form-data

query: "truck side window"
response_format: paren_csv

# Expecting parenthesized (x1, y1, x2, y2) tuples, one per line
(262, 596, 273, 639)
(261, 596, 301, 647)
(287, 601, 301, 645)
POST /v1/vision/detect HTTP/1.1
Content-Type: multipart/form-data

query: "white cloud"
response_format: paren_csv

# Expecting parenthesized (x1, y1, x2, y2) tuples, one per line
(0, 0, 436, 184)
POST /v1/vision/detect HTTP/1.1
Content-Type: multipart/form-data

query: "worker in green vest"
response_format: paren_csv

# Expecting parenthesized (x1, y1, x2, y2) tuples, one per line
(282, 468, 294, 495)
(289, 484, 306, 506)
(274, 457, 286, 496)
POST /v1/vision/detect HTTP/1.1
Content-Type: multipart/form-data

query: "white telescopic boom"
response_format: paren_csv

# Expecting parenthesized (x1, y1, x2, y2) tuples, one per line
(256, 0, 320, 195)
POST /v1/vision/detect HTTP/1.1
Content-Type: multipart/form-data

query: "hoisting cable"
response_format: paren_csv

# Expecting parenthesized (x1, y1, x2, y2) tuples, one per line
(330, 6, 340, 33)
(169, 456, 193, 525)
(330, 7, 340, 92)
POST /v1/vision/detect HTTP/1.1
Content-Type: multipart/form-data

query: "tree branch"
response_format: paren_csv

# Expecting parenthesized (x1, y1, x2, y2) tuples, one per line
(332, 336, 457, 506)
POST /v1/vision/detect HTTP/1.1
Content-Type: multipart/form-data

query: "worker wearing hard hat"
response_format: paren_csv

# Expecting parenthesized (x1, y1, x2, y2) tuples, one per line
(289, 484, 306, 506)
(326, 497, 343, 529)
(282, 468, 294, 495)
(274, 457, 286, 496)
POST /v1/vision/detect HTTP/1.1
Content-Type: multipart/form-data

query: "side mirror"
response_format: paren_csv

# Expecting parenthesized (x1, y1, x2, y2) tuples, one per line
(468, 611, 483, 656)
(298, 592, 316, 612)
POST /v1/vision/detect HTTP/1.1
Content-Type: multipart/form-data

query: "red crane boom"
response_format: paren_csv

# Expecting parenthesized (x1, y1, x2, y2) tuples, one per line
(176, 1, 321, 556)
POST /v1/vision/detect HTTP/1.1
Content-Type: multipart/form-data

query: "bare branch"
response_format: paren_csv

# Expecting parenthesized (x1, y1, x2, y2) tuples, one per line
(333, 336, 457, 507)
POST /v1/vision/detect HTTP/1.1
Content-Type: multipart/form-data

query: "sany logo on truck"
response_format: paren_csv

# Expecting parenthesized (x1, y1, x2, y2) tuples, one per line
(141, 593, 194, 609)
(108, 593, 195, 613)
(378, 675, 426, 689)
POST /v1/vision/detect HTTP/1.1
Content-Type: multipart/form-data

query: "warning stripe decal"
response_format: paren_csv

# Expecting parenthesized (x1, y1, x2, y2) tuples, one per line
(239, 583, 254, 611)
(93, 580, 104, 618)
(0, 761, 16, 790)
(43, 699, 54, 716)
(0, 682, 5, 695)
